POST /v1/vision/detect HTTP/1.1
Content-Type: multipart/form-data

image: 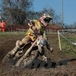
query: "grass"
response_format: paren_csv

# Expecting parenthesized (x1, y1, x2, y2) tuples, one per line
(61, 35, 76, 57)
(0, 32, 25, 35)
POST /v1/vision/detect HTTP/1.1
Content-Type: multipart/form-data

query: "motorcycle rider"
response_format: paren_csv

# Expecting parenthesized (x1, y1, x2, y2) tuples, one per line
(9, 13, 53, 61)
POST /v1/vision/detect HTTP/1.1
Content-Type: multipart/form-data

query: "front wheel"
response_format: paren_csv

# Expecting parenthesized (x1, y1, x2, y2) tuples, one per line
(20, 50, 38, 68)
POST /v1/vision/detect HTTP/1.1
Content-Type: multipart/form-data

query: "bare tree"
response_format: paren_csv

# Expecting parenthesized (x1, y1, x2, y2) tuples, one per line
(1, 0, 33, 25)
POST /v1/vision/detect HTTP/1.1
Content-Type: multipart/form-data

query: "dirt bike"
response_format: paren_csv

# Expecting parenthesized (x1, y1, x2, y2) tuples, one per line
(2, 37, 48, 67)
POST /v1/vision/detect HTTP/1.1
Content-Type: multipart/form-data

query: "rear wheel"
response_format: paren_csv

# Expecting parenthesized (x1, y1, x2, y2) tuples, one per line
(2, 51, 14, 65)
(2, 43, 31, 65)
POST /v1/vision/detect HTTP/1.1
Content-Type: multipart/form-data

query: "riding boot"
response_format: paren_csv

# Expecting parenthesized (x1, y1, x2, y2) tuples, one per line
(8, 40, 20, 58)
(8, 46, 20, 58)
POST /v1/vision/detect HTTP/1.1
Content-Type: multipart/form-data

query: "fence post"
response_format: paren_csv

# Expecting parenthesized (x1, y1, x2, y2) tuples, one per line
(58, 30, 62, 51)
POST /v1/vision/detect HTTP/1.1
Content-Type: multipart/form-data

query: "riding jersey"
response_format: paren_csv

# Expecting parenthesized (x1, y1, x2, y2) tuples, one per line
(25, 20, 45, 41)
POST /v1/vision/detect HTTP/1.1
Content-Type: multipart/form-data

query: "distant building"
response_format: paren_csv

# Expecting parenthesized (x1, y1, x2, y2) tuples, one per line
(6, 24, 28, 32)
(5, 24, 63, 32)
(46, 24, 63, 31)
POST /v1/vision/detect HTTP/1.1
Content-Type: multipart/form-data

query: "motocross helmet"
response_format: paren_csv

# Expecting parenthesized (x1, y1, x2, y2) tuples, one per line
(39, 13, 52, 26)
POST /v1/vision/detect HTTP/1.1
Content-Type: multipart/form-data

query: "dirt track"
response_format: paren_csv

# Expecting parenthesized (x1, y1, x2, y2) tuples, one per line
(0, 33, 76, 76)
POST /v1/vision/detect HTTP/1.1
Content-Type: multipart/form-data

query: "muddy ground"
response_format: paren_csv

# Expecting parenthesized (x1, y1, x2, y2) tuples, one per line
(0, 33, 76, 76)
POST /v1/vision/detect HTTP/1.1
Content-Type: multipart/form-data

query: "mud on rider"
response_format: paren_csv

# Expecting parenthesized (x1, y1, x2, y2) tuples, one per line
(9, 13, 53, 59)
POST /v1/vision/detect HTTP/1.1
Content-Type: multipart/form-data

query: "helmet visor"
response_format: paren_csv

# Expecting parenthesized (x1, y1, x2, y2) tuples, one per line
(44, 17, 52, 23)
